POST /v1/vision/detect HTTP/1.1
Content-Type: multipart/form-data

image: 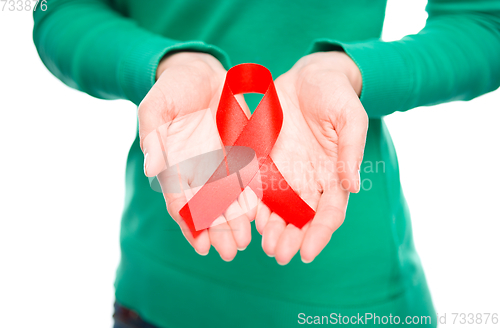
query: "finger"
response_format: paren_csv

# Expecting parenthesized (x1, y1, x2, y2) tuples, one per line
(177, 217, 211, 255)
(223, 200, 251, 250)
(138, 83, 174, 151)
(237, 186, 258, 222)
(164, 191, 211, 255)
(336, 95, 368, 193)
(273, 192, 317, 265)
(255, 199, 272, 235)
(275, 187, 321, 265)
(274, 221, 309, 265)
(138, 79, 177, 178)
(300, 186, 349, 263)
(208, 221, 238, 261)
(261, 212, 287, 257)
(139, 101, 172, 177)
(226, 214, 251, 251)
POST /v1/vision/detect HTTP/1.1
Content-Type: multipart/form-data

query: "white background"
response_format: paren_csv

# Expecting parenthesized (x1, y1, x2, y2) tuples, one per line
(1, 1, 499, 327)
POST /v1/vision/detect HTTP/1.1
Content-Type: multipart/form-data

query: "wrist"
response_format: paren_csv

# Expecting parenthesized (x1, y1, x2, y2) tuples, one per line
(336, 52, 362, 96)
(156, 51, 225, 81)
(295, 51, 362, 96)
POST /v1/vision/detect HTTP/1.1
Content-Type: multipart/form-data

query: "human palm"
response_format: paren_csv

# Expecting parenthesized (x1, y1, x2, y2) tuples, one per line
(140, 52, 255, 261)
(256, 52, 368, 264)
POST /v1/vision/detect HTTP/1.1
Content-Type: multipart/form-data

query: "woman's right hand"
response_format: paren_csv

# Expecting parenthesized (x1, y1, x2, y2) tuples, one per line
(139, 52, 255, 261)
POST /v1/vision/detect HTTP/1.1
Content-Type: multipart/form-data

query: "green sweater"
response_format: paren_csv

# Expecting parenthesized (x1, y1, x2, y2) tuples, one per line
(33, 1, 500, 327)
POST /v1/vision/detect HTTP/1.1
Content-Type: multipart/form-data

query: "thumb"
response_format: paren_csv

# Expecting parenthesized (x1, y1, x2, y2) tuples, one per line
(337, 96, 368, 193)
(138, 85, 176, 178)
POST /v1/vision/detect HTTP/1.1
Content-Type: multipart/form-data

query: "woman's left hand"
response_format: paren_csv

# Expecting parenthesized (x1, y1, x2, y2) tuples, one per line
(256, 51, 368, 264)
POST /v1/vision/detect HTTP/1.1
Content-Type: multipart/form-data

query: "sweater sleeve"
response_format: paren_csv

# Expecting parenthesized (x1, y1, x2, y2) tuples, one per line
(33, 0, 231, 106)
(306, 0, 500, 118)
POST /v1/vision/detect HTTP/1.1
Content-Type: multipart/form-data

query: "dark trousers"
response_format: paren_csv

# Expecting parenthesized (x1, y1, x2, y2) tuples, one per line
(113, 302, 160, 328)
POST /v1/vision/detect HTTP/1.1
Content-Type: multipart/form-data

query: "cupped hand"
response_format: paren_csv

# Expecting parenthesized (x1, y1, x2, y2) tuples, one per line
(256, 51, 368, 264)
(139, 52, 255, 261)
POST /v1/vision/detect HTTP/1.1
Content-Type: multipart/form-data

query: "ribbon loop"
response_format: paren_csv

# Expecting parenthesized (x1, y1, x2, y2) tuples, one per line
(180, 63, 315, 237)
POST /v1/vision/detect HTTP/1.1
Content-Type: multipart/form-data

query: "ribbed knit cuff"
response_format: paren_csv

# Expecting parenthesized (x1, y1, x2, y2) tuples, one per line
(119, 37, 231, 106)
(306, 38, 414, 118)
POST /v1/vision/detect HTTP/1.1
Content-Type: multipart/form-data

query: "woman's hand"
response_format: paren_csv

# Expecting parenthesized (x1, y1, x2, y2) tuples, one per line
(139, 52, 254, 261)
(256, 51, 368, 264)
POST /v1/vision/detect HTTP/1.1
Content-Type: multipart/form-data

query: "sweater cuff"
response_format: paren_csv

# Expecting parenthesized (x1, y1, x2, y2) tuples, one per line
(305, 38, 414, 118)
(119, 37, 231, 106)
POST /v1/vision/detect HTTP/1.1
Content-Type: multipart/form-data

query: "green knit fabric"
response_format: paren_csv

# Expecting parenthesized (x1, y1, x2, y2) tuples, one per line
(33, 1, 500, 327)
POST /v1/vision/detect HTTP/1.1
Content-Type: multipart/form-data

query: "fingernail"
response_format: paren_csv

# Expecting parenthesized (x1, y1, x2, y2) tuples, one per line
(195, 249, 209, 256)
(221, 256, 234, 262)
(143, 153, 149, 176)
(276, 260, 286, 266)
(262, 236, 275, 257)
(301, 257, 313, 264)
(237, 247, 247, 251)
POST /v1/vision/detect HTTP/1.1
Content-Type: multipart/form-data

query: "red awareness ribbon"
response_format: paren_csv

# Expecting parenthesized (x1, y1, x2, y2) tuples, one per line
(179, 63, 315, 237)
